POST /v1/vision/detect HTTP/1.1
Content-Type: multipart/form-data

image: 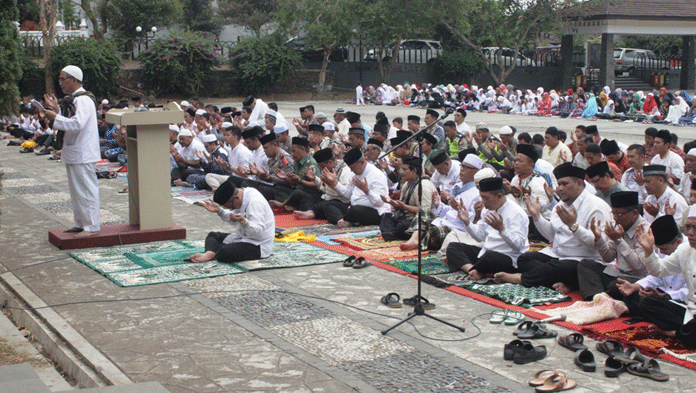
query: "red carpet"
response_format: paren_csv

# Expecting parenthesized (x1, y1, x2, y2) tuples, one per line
(275, 214, 327, 227)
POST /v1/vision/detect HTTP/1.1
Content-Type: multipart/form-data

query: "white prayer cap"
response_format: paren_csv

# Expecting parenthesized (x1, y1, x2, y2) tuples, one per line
(687, 148, 696, 158)
(180, 100, 190, 107)
(274, 123, 289, 134)
(499, 126, 513, 135)
(322, 122, 335, 131)
(168, 124, 180, 133)
(178, 129, 193, 138)
(474, 168, 496, 184)
(101, 99, 109, 105)
(61, 65, 83, 82)
(315, 112, 327, 119)
(195, 109, 206, 116)
(220, 122, 233, 129)
(689, 205, 696, 218)
(201, 134, 217, 143)
(476, 122, 488, 130)
(463, 154, 484, 169)
(266, 109, 277, 117)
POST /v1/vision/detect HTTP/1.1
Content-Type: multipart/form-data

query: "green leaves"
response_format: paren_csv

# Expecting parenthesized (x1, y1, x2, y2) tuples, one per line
(49, 38, 122, 96)
(230, 33, 300, 95)
(0, 0, 22, 116)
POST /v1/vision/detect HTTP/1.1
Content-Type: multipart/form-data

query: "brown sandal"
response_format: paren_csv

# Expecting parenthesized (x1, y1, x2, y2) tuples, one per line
(535, 373, 576, 392)
(529, 370, 560, 387)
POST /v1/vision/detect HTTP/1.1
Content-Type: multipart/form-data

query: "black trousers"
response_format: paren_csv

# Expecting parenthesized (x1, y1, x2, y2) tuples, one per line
(379, 212, 413, 240)
(343, 205, 382, 226)
(577, 259, 625, 300)
(517, 252, 579, 290)
(284, 189, 323, 211)
(637, 296, 696, 347)
(312, 199, 350, 224)
(528, 219, 549, 243)
(204, 231, 261, 263)
(171, 166, 204, 182)
(446, 243, 515, 274)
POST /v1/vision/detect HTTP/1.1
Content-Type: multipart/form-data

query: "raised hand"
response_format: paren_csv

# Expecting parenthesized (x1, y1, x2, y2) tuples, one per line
(305, 167, 316, 181)
(431, 190, 440, 208)
(274, 168, 289, 180)
(523, 194, 541, 220)
(616, 278, 639, 297)
(643, 201, 659, 217)
(484, 212, 505, 232)
(635, 224, 655, 256)
(604, 221, 625, 241)
(543, 182, 554, 201)
(634, 170, 644, 186)
(352, 176, 369, 193)
(664, 200, 677, 216)
(202, 199, 221, 213)
(556, 205, 578, 228)
(590, 217, 602, 242)
(457, 204, 471, 226)
(320, 167, 337, 187)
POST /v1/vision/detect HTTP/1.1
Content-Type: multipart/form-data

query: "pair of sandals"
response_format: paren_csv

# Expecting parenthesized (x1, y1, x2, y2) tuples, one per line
(557, 333, 596, 373)
(528, 370, 576, 392)
(490, 310, 525, 325)
(504, 339, 547, 365)
(513, 321, 558, 339)
(343, 255, 371, 268)
(380, 293, 436, 310)
(596, 340, 669, 381)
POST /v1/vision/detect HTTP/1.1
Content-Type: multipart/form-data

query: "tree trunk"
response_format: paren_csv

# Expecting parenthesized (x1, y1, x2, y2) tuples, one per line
(80, 0, 104, 40)
(319, 48, 330, 85)
(39, 0, 59, 95)
(385, 36, 402, 85)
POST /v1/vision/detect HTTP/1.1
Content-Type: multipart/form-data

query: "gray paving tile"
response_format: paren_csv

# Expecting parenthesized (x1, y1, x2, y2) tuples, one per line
(38, 201, 74, 213)
(5, 185, 56, 195)
(1, 172, 29, 179)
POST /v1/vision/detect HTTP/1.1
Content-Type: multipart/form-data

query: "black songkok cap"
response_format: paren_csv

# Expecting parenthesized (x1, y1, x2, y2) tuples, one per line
(426, 108, 439, 119)
(600, 139, 620, 156)
(308, 124, 325, 133)
(241, 126, 263, 139)
(458, 147, 477, 162)
(656, 129, 672, 144)
(343, 148, 363, 165)
(291, 136, 310, 148)
(643, 165, 667, 177)
(220, 106, 233, 114)
(402, 155, 422, 168)
(367, 138, 384, 149)
(259, 132, 276, 145)
(479, 177, 504, 192)
(456, 108, 467, 116)
(610, 191, 639, 209)
(516, 144, 538, 163)
(373, 123, 389, 134)
(407, 115, 421, 123)
(422, 133, 437, 146)
(346, 111, 361, 124)
(651, 215, 680, 246)
(390, 136, 407, 146)
(585, 125, 599, 135)
(313, 148, 333, 163)
(242, 95, 254, 107)
(213, 180, 236, 205)
(553, 162, 586, 180)
(397, 130, 412, 139)
(349, 127, 365, 138)
(430, 150, 449, 166)
(585, 161, 610, 179)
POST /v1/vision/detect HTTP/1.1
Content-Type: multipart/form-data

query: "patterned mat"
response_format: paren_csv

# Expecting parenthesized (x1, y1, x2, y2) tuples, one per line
(465, 283, 571, 308)
(378, 255, 449, 275)
(360, 246, 429, 261)
(275, 214, 328, 227)
(586, 325, 695, 358)
(171, 187, 213, 205)
(334, 235, 404, 251)
(311, 226, 379, 240)
(70, 240, 347, 287)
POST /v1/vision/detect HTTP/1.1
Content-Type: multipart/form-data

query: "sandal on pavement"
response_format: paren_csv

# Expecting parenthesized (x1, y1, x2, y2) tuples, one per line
(558, 333, 588, 352)
(504, 311, 525, 325)
(402, 295, 436, 310)
(614, 347, 648, 365)
(352, 257, 371, 269)
(574, 349, 596, 372)
(504, 339, 530, 361)
(343, 256, 357, 267)
(534, 373, 576, 392)
(604, 357, 626, 378)
(626, 358, 669, 382)
(513, 321, 535, 336)
(380, 292, 402, 308)
(595, 339, 626, 358)
(513, 342, 547, 365)
(517, 323, 558, 339)
(529, 370, 562, 387)
(491, 310, 509, 324)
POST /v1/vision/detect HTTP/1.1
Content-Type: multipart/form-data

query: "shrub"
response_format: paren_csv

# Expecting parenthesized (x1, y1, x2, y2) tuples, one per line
(49, 38, 122, 97)
(140, 31, 221, 96)
(0, 0, 23, 116)
(432, 46, 484, 83)
(18, 55, 45, 98)
(230, 34, 301, 95)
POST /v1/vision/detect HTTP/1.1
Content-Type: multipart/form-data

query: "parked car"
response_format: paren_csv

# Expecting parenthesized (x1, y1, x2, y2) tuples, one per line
(614, 48, 670, 74)
(364, 39, 443, 63)
(287, 37, 348, 62)
(481, 47, 536, 67)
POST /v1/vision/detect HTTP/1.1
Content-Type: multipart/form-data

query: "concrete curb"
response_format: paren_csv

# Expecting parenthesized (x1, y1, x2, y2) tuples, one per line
(0, 272, 132, 388)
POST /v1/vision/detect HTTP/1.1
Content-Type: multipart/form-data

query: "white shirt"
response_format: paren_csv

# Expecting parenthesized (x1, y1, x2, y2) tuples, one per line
(456, 121, 471, 137)
(247, 146, 269, 180)
(572, 152, 589, 169)
(248, 99, 269, 125)
(334, 163, 391, 215)
(542, 143, 572, 167)
(316, 161, 352, 203)
(465, 200, 530, 266)
(678, 172, 693, 202)
(218, 187, 275, 258)
(53, 87, 100, 164)
(621, 167, 648, 204)
(356, 85, 363, 96)
(226, 143, 252, 170)
(510, 173, 551, 219)
(432, 183, 480, 232)
(535, 188, 612, 262)
(430, 160, 461, 194)
(337, 118, 351, 139)
(644, 186, 688, 223)
(642, 242, 696, 322)
(178, 138, 206, 162)
(651, 151, 685, 182)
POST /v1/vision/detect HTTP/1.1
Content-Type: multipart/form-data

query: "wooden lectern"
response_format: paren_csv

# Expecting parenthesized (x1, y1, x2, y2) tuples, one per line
(49, 103, 186, 249)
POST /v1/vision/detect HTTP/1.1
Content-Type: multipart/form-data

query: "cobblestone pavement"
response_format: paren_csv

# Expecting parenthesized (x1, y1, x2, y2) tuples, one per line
(1, 103, 695, 392)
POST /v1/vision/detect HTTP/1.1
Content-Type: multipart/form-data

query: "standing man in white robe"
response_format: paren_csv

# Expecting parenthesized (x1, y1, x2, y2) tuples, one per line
(43, 65, 100, 237)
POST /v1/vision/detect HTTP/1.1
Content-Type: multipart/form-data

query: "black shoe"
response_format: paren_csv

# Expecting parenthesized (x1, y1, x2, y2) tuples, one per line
(35, 149, 50, 156)
(574, 349, 596, 372)
(20, 147, 34, 153)
(381, 232, 398, 241)
(512, 342, 547, 364)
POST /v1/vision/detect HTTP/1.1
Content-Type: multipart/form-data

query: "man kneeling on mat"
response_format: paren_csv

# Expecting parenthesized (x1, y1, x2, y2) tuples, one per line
(190, 180, 275, 263)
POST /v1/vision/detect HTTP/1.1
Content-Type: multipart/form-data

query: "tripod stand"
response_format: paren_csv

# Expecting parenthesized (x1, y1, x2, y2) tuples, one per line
(378, 110, 466, 335)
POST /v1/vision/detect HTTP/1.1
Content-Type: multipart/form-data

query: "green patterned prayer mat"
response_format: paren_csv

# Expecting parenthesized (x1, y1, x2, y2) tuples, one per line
(425, 272, 495, 288)
(379, 255, 450, 275)
(466, 283, 571, 308)
(70, 240, 347, 287)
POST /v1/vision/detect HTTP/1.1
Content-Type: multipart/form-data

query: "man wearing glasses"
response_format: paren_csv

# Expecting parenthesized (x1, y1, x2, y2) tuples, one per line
(43, 65, 100, 237)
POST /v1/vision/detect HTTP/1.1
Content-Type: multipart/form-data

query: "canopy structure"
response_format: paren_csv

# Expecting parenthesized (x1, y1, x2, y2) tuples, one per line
(559, 0, 696, 90)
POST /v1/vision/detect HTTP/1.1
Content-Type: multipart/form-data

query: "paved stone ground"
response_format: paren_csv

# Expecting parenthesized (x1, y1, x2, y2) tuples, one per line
(1, 103, 696, 392)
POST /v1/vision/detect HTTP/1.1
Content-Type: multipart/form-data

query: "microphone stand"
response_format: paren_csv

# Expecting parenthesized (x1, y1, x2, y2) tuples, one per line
(378, 110, 465, 335)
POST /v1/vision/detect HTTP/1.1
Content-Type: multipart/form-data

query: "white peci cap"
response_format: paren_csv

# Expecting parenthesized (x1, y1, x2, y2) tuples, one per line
(61, 65, 83, 82)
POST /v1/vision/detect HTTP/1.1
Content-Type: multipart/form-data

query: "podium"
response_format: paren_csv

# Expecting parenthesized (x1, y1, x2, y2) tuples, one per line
(49, 103, 186, 249)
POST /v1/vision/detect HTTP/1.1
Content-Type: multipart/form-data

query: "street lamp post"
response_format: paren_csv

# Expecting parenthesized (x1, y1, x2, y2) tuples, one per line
(352, 29, 363, 84)
(135, 25, 158, 50)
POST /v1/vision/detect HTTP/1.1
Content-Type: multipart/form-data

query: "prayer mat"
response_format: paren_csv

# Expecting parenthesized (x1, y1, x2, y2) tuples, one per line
(360, 246, 429, 261)
(171, 187, 213, 205)
(424, 272, 497, 288)
(334, 235, 404, 251)
(379, 255, 449, 275)
(529, 242, 550, 253)
(310, 225, 379, 239)
(275, 214, 327, 228)
(107, 261, 246, 287)
(465, 283, 571, 308)
(125, 247, 206, 268)
(237, 242, 346, 270)
(95, 159, 123, 170)
(69, 240, 193, 263)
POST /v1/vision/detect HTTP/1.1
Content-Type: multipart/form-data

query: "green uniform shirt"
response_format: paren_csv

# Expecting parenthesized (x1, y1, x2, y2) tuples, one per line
(294, 154, 322, 192)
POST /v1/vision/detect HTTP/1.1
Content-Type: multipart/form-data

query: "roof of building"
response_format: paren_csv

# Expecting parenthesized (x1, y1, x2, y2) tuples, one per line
(563, 0, 696, 21)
